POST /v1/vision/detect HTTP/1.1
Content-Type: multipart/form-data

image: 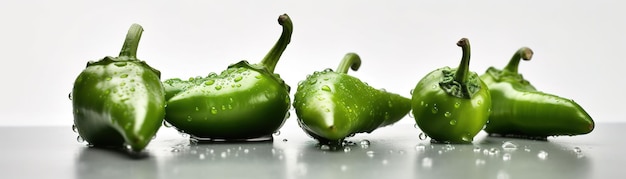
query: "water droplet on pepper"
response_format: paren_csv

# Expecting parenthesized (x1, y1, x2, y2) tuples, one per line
(418, 132, 428, 140)
(163, 121, 173, 127)
(204, 80, 215, 86)
(114, 62, 127, 67)
(431, 106, 438, 114)
(321, 85, 331, 92)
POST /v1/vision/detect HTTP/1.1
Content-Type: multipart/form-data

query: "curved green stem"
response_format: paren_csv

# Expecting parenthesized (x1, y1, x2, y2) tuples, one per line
(454, 38, 471, 83)
(336, 53, 361, 74)
(260, 14, 293, 73)
(118, 24, 144, 59)
(503, 47, 533, 74)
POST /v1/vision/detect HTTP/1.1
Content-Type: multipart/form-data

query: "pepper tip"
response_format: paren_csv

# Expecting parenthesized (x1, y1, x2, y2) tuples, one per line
(521, 47, 534, 61)
(278, 14, 289, 25)
(456, 38, 469, 47)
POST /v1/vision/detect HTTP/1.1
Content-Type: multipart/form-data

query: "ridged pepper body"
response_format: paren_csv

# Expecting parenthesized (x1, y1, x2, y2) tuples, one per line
(412, 38, 491, 143)
(164, 14, 293, 141)
(72, 24, 165, 151)
(294, 53, 411, 144)
(165, 61, 290, 139)
(480, 47, 594, 138)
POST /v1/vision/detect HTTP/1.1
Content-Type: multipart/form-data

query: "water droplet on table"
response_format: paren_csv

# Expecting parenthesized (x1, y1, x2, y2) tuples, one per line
(443, 144, 455, 151)
(488, 148, 500, 156)
(502, 153, 511, 161)
(475, 159, 486, 166)
(537, 150, 548, 160)
(415, 144, 427, 152)
(501, 141, 518, 151)
(422, 157, 433, 168)
(360, 140, 370, 148)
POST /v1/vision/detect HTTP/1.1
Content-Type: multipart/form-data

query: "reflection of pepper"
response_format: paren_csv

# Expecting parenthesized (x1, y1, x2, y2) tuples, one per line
(72, 24, 165, 151)
(411, 38, 491, 144)
(293, 53, 412, 144)
(480, 47, 594, 138)
(164, 14, 293, 141)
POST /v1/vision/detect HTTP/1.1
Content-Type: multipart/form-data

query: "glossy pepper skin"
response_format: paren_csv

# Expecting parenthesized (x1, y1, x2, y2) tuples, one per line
(412, 38, 491, 144)
(164, 14, 293, 141)
(480, 47, 594, 138)
(293, 53, 412, 144)
(72, 24, 165, 152)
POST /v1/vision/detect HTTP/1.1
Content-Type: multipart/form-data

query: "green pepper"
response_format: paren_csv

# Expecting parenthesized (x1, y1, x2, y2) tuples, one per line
(164, 14, 293, 141)
(293, 53, 412, 144)
(71, 24, 165, 152)
(411, 38, 491, 144)
(480, 47, 594, 138)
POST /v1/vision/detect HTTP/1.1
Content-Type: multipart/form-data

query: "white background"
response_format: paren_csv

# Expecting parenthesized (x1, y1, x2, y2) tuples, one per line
(0, 0, 622, 126)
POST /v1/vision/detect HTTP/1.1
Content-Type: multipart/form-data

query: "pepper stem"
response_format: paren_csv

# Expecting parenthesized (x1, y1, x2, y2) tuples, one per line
(118, 24, 144, 59)
(454, 38, 471, 83)
(336, 53, 361, 74)
(260, 14, 293, 73)
(503, 47, 533, 74)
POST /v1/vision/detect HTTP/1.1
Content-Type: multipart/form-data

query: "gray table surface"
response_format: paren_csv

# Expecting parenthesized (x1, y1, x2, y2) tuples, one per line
(2, 120, 623, 179)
